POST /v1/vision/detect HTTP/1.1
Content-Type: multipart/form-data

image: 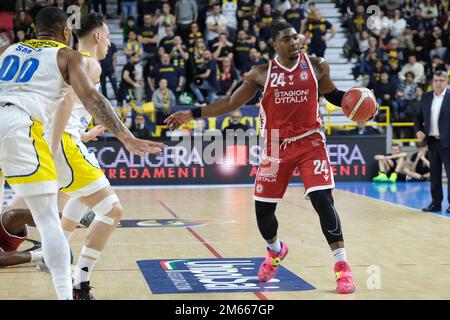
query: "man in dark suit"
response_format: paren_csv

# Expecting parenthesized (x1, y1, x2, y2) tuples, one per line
(415, 70, 450, 212)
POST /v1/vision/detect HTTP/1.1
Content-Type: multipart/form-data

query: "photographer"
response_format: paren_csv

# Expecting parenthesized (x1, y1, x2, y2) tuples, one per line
(190, 50, 219, 105)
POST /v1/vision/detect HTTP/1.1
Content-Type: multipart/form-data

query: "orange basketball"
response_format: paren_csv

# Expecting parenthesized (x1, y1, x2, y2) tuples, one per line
(341, 87, 378, 122)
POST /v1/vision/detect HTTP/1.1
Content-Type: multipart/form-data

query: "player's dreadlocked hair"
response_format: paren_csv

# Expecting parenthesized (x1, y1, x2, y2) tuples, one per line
(271, 20, 294, 42)
(75, 13, 106, 39)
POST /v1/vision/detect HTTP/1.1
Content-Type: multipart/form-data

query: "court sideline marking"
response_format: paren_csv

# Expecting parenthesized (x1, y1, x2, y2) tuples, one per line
(158, 200, 269, 300)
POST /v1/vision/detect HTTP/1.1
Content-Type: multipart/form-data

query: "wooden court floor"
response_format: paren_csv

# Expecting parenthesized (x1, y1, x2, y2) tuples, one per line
(1, 185, 450, 300)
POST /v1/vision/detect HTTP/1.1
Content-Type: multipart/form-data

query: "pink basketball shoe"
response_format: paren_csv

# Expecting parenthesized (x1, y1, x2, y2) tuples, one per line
(334, 261, 356, 294)
(258, 241, 289, 282)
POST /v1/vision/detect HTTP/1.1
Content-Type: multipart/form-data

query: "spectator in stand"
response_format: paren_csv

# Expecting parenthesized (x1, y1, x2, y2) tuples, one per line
(240, 19, 257, 44)
(413, 26, 432, 63)
(175, 0, 198, 44)
(150, 53, 183, 94)
(396, 71, 418, 116)
(358, 30, 370, 54)
(372, 143, 408, 183)
(100, 42, 119, 101)
(206, 3, 228, 48)
(118, 53, 142, 109)
(0, 28, 10, 46)
(347, 122, 380, 136)
(397, 24, 415, 54)
(222, 110, 250, 137)
(14, 28, 26, 43)
(306, 9, 336, 58)
(368, 6, 390, 37)
(382, 38, 404, 76)
(188, 22, 203, 50)
(430, 39, 447, 60)
(355, 36, 383, 77)
(156, 2, 176, 40)
(92, 0, 108, 17)
(138, 13, 159, 61)
(75, 0, 90, 17)
(399, 54, 425, 84)
(404, 143, 431, 181)
(237, 0, 256, 26)
(408, 7, 429, 34)
(121, 0, 138, 22)
(373, 71, 397, 120)
(257, 39, 272, 62)
(400, 85, 424, 141)
(273, 0, 291, 16)
(368, 59, 390, 86)
(124, 30, 143, 61)
(402, 0, 416, 20)
(53, 0, 68, 12)
(257, 3, 275, 42)
(130, 114, 152, 140)
(190, 50, 219, 105)
(159, 26, 175, 54)
(123, 16, 138, 42)
(389, 9, 407, 38)
(419, 0, 439, 25)
(382, 0, 404, 11)
(15, 0, 34, 12)
(430, 26, 448, 48)
(426, 55, 447, 80)
(152, 78, 177, 115)
(284, 0, 306, 34)
(217, 57, 239, 98)
(234, 30, 254, 75)
(14, 10, 32, 39)
(170, 35, 189, 80)
(222, 0, 238, 41)
(211, 32, 234, 63)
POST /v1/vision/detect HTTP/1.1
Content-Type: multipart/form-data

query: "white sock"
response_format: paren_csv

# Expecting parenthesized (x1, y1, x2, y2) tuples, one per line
(30, 250, 44, 262)
(63, 229, 73, 242)
(73, 247, 100, 288)
(333, 248, 348, 263)
(267, 238, 282, 254)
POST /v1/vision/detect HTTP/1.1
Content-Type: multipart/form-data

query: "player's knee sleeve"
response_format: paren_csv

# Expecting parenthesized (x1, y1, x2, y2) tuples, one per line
(309, 189, 344, 244)
(62, 197, 89, 224)
(255, 200, 278, 241)
(92, 194, 120, 225)
(23, 194, 72, 299)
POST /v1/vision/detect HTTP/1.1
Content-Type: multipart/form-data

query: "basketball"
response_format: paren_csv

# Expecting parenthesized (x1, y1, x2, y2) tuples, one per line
(341, 87, 378, 122)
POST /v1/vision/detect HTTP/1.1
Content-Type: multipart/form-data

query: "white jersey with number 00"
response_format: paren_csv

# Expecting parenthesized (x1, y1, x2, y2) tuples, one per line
(0, 40, 70, 123)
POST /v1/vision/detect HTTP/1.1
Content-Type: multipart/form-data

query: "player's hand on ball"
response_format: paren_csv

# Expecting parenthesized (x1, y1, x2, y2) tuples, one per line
(123, 136, 166, 157)
(164, 110, 194, 131)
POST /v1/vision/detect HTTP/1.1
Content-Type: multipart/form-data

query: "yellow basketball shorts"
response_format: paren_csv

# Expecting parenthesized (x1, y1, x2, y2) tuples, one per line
(53, 132, 109, 198)
(0, 104, 57, 197)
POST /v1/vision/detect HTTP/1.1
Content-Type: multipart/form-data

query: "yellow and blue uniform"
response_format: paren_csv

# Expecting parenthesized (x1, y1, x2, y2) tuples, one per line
(45, 52, 109, 199)
(0, 39, 69, 197)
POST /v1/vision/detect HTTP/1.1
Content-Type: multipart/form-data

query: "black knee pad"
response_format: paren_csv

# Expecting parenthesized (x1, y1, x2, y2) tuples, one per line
(309, 189, 344, 245)
(255, 200, 278, 241)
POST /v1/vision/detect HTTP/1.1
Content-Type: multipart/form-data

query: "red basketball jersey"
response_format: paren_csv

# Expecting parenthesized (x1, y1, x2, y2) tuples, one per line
(260, 53, 322, 140)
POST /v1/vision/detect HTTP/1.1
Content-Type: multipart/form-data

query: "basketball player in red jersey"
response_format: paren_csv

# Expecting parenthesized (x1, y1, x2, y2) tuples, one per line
(166, 21, 375, 294)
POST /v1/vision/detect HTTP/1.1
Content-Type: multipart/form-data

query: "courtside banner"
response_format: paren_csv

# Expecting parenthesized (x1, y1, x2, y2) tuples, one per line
(86, 135, 385, 185)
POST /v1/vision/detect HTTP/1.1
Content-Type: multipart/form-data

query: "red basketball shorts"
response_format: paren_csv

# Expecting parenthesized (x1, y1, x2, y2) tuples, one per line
(253, 132, 335, 202)
(0, 212, 27, 252)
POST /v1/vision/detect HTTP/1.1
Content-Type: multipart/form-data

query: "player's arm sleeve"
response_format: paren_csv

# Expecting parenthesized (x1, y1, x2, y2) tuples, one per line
(316, 60, 343, 107)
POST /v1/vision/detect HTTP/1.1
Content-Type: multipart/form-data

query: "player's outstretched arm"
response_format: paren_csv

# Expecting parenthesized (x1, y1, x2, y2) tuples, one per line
(61, 49, 165, 156)
(164, 66, 263, 131)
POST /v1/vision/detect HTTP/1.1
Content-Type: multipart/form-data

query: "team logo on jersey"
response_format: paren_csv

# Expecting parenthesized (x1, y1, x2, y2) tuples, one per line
(288, 75, 294, 86)
(80, 117, 89, 127)
(300, 62, 308, 69)
(256, 183, 264, 193)
(300, 71, 308, 81)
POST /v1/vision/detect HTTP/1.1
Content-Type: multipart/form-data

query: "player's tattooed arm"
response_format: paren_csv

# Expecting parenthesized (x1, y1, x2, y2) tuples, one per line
(60, 48, 165, 156)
